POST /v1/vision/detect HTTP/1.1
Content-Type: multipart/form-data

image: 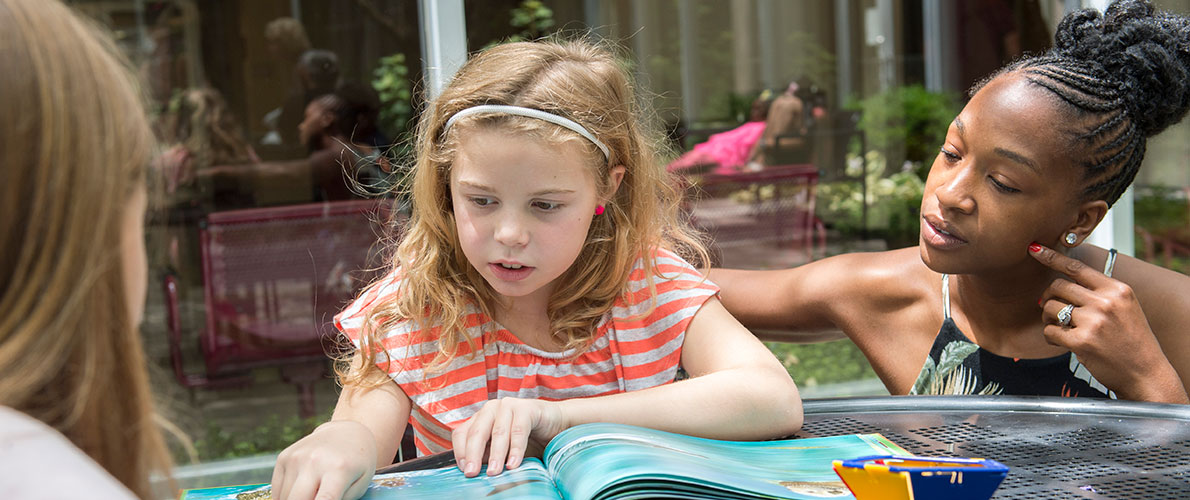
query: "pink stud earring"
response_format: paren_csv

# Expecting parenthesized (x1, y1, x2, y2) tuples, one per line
(595, 205, 605, 216)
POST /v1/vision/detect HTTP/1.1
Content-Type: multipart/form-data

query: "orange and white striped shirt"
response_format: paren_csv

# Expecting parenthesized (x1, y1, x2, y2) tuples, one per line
(335, 249, 718, 456)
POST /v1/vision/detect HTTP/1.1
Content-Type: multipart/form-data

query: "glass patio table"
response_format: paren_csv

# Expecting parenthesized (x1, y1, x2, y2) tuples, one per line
(792, 395, 1190, 499)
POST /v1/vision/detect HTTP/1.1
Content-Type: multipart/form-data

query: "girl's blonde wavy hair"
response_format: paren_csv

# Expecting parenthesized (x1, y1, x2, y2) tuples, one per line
(344, 38, 708, 383)
(0, 0, 173, 498)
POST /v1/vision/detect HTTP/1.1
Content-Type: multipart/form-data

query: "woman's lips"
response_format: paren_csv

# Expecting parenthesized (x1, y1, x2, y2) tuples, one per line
(921, 216, 968, 250)
(489, 262, 534, 281)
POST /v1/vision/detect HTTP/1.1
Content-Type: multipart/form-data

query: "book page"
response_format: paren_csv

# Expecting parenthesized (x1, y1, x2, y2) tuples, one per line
(543, 423, 911, 500)
(179, 458, 563, 500)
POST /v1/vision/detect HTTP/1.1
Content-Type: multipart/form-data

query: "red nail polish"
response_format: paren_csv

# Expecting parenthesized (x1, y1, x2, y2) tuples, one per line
(1029, 243, 1042, 253)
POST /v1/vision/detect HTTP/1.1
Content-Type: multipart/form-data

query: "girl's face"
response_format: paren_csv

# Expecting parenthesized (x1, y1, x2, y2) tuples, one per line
(450, 128, 608, 305)
(919, 72, 1088, 274)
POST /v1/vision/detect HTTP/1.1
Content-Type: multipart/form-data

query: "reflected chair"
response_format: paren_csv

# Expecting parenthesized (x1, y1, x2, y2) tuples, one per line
(163, 199, 396, 417)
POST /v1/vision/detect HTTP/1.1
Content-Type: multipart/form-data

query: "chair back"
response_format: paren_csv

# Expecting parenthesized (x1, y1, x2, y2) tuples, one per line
(198, 199, 392, 375)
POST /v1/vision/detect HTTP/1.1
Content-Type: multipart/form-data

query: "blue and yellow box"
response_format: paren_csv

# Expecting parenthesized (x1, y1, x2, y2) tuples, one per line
(832, 455, 1008, 500)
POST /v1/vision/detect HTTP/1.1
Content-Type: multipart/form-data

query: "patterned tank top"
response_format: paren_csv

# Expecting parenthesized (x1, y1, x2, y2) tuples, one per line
(909, 250, 1118, 398)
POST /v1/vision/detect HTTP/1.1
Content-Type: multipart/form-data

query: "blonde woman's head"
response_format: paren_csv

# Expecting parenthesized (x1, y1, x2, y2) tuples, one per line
(0, 0, 172, 497)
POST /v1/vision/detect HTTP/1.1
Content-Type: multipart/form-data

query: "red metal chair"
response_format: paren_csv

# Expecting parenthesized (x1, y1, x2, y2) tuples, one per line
(164, 199, 396, 417)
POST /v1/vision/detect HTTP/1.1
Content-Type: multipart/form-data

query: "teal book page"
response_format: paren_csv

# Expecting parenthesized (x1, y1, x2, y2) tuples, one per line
(179, 458, 561, 500)
(543, 423, 911, 500)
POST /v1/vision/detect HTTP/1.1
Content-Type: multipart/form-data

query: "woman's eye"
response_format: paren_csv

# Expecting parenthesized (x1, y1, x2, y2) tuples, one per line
(940, 148, 961, 162)
(532, 201, 562, 211)
(988, 176, 1021, 194)
(470, 197, 495, 207)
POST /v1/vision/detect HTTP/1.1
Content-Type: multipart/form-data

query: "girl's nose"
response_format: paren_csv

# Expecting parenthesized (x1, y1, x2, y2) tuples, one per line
(493, 212, 530, 247)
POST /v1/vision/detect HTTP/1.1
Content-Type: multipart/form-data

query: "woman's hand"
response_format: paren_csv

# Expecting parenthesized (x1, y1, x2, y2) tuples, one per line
(1030, 243, 1188, 403)
(451, 398, 566, 478)
(270, 420, 379, 500)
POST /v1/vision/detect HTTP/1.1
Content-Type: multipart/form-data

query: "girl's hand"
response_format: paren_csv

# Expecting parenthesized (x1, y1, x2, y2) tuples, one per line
(1030, 243, 1188, 403)
(451, 398, 566, 478)
(270, 420, 378, 500)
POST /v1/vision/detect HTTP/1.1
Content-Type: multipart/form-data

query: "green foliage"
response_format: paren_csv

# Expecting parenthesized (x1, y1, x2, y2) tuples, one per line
(372, 53, 413, 140)
(486, 0, 556, 48)
(1135, 185, 1189, 233)
(853, 85, 959, 179)
(817, 150, 925, 248)
(509, 0, 555, 40)
(766, 340, 877, 388)
(189, 409, 331, 461)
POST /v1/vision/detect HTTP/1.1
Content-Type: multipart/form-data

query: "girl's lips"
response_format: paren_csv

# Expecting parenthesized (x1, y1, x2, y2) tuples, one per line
(921, 217, 968, 250)
(489, 263, 534, 281)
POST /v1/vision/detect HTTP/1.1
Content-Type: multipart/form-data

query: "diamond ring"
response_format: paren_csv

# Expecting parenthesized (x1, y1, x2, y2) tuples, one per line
(1057, 303, 1075, 327)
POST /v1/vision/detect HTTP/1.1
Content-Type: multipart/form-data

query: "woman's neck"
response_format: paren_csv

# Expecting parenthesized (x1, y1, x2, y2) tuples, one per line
(949, 259, 1066, 352)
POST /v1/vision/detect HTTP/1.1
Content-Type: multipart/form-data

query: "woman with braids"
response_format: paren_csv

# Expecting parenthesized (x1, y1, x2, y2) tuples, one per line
(711, 0, 1190, 404)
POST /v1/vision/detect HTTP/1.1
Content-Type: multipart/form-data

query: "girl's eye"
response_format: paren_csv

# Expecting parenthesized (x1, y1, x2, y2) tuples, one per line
(940, 148, 961, 162)
(532, 201, 562, 211)
(988, 176, 1021, 194)
(470, 197, 496, 207)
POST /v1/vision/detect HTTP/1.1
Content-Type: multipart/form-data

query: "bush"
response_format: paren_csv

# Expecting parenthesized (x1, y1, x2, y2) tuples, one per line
(187, 409, 332, 462)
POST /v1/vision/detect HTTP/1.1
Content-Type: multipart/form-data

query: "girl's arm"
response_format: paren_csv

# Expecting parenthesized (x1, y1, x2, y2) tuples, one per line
(452, 298, 802, 477)
(271, 355, 412, 500)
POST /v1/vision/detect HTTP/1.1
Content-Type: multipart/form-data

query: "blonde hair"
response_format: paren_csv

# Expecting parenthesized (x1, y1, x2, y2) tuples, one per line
(264, 17, 311, 65)
(344, 39, 708, 382)
(0, 0, 173, 497)
(163, 87, 257, 170)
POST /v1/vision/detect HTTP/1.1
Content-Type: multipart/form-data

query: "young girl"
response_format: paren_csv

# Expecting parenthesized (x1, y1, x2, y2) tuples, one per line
(271, 39, 803, 500)
(0, 0, 174, 498)
(712, 0, 1190, 404)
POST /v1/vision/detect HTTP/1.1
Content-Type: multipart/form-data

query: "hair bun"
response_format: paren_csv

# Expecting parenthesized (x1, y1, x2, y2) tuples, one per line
(1054, 0, 1190, 137)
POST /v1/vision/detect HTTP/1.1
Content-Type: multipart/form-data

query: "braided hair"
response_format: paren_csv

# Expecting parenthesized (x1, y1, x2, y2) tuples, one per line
(973, 0, 1190, 206)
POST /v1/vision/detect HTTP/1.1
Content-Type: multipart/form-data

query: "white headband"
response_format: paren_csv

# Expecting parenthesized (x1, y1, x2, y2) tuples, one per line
(443, 104, 610, 161)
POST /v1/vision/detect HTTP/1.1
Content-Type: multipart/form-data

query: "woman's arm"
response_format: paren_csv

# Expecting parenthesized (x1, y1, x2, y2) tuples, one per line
(271, 355, 412, 500)
(710, 252, 901, 342)
(451, 298, 802, 477)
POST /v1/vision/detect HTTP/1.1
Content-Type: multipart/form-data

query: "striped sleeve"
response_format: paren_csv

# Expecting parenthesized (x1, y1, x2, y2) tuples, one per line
(334, 269, 403, 350)
(610, 248, 719, 391)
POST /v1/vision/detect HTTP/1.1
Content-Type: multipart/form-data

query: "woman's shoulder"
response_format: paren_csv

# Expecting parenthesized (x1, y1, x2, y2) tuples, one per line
(0, 407, 136, 499)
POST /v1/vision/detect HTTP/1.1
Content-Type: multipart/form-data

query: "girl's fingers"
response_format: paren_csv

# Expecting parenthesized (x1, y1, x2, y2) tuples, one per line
(506, 407, 533, 470)
(311, 472, 357, 500)
(284, 472, 322, 500)
(343, 473, 373, 500)
(451, 420, 473, 475)
(269, 462, 286, 500)
(458, 404, 497, 477)
(485, 406, 516, 476)
(1028, 243, 1110, 289)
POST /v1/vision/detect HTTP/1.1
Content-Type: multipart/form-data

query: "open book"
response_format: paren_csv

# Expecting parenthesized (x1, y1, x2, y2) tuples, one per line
(180, 423, 911, 500)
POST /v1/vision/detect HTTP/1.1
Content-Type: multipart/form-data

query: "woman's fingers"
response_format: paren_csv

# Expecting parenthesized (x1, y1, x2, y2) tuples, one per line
(1028, 243, 1110, 289)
